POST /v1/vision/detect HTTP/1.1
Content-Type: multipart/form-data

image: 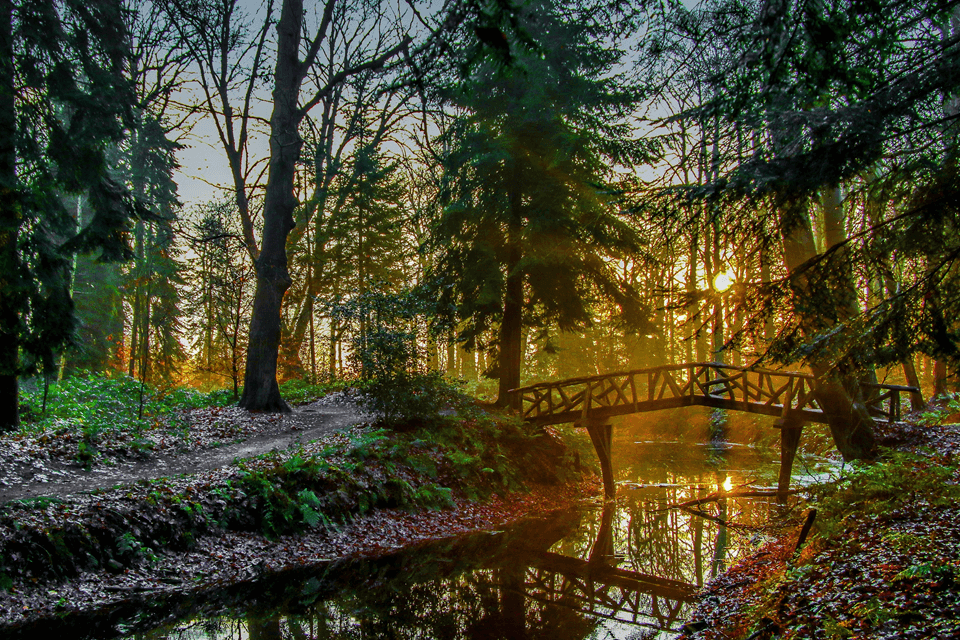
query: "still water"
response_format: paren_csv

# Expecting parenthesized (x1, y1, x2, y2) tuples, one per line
(115, 424, 804, 639)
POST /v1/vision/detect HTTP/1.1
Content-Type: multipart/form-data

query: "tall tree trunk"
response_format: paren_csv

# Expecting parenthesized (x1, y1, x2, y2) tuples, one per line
(496, 163, 524, 409)
(903, 357, 925, 410)
(759, 241, 776, 346)
(497, 242, 523, 409)
(934, 360, 948, 398)
(930, 8, 960, 400)
(862, 171, 926, 409)
(445, 332, 456, 374)
(328, 316, 338, 380)
(308, 291, 316, 383)
(460, 343, 476, 381)
(58, 194, 83, 381)
(821, 186, 878, 386)
(239, 0, 304, 413)
(0, 0, 18, 431)
(686, 227, 698, 364)
(780, 197, 877, 461)
(128, 282, 140, 377)
(279, 288, 308, 379)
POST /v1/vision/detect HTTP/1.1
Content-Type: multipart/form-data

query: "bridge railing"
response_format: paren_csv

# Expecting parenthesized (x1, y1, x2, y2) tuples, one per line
(512, 362, 918, 426)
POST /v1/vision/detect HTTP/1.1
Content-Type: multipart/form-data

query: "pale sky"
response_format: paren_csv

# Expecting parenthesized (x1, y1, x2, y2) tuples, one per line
(170, 0, 709, 209)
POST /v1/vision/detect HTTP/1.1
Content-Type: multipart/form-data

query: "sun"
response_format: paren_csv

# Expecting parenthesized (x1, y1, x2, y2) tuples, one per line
(713, 270, 735, 292)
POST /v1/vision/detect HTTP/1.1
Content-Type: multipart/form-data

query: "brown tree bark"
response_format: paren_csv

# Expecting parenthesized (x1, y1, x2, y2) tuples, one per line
(237, 0, 411, 410)
(821, 186, 879, 388)
(780, 197, 877, 461)
(934, 360, 948, 398)
(497, 245, 523, 409)
(238, 0, 304, 412)
(496, 165, 524, 409)
(862, 171, 926, 409)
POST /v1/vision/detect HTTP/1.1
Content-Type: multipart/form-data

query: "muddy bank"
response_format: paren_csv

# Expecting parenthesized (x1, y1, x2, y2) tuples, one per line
(2, 503, 589, 640)
(1, 480, 591, 636)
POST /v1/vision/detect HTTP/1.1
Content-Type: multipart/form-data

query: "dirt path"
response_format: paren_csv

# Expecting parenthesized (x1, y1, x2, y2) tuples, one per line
(0, 399, 365, 504)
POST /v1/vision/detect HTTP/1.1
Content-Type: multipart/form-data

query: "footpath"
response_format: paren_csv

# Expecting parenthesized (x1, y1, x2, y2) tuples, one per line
(0, 393, 584, 635)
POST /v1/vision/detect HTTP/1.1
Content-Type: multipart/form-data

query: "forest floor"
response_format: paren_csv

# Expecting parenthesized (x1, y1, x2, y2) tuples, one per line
(0, 392, 366, 503)
(679, 414, 960, 640)
(0, 391, 588, 635)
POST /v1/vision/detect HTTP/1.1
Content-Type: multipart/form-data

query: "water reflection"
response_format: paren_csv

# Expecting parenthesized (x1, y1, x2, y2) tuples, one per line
(112, 437, 785, 640)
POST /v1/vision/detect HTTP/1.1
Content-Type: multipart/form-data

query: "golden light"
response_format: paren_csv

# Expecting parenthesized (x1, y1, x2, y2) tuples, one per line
(722, 476, 734, 492)
(713, 270, 735, 292)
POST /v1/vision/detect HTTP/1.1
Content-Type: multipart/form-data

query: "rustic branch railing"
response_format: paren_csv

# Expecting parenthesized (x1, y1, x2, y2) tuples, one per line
(507, 552, 693, 629)
(512, 362, 918, 427)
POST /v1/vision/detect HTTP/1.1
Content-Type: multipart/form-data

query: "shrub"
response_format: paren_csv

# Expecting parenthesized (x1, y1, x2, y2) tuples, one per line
(334, 286, 463, 429)
(19, 373, 234, 439)
(810, 450, 960, 537)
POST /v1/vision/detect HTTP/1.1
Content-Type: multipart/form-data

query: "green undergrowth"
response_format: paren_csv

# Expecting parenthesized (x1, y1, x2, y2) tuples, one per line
(18, 374, 349, 439)
(917, 392, 960, 426)
(0, 407, 571, 587)
(12, 374, 351, 467)
(809, 449, 960, 537)
(277, 378, 351, 405)
(16, 375, 234, 463)
(20, 374, 233, 433)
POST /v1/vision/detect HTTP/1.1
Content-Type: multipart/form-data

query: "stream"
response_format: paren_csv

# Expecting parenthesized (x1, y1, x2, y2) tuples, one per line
(31, 418, 828, 639)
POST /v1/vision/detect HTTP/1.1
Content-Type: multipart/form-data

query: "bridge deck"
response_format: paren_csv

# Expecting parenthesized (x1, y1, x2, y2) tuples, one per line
(513, 362, 917, 427)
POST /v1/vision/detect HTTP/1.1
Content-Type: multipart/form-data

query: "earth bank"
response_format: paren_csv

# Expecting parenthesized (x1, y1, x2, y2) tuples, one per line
(0, 397, 588, 633)
(678, 417, 960, 640)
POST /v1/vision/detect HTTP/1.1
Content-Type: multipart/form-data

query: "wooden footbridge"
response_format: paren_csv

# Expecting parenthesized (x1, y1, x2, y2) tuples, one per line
(512, 362, 919, 498)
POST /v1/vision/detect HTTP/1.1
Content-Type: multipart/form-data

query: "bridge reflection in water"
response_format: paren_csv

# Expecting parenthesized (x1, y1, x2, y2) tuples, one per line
(232, 490, 752, 640)
(120, 478, 773, 640)
(123, 450, 776, 640)
(241, 504, 704, 640)
(498, 503, 696, 637)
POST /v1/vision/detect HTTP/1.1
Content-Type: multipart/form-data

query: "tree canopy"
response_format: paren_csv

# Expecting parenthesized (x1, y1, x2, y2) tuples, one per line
(4, 0, 960, 461)
(428, 0, 651, 405)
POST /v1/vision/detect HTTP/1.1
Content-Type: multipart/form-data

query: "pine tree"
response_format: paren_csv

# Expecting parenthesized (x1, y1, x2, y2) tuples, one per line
(656, 0, 960, 458)
(0, 0, 144, 429)
(122, 114, 185, 386)
(428, 0, 649, 406)
(184, 199, 253, 398)
(64, 1, 188, 383)
(325, 144, 414, 376)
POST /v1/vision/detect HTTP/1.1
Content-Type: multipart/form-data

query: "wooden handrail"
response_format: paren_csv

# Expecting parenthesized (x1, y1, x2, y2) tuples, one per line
(511, 363, 920, 426)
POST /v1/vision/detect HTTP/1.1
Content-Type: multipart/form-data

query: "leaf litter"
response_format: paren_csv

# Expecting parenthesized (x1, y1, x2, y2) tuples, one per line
(679, 415, 960, 640)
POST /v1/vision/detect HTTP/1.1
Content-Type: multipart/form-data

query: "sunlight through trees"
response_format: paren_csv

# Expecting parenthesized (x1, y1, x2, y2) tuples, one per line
(3, 0, 959, 458)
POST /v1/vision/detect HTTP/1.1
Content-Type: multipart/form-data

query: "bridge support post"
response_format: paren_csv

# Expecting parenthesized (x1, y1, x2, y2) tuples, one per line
(581, 419, 615, 499)
(589, 502, 616, 566)
(777, 416, 804, 499)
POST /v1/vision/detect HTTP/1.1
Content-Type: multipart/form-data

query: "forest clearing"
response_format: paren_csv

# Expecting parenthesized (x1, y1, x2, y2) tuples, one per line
(2, 0, 960, 637)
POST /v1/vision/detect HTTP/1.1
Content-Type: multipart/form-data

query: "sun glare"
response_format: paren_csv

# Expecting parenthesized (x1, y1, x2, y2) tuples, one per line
(722, 476, 734, 492)
(713, 270, 735, 292)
